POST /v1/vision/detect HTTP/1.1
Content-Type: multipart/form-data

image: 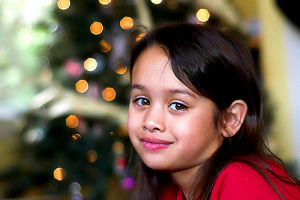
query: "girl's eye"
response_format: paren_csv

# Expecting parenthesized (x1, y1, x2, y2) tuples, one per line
(134, 97, 150, 106)
(169, 102, 187, 111)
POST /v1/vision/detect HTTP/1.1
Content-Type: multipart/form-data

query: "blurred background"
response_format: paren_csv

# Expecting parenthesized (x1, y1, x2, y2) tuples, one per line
(0, 0, 299, 199)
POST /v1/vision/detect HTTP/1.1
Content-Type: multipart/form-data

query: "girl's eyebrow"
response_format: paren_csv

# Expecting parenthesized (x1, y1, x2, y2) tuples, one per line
(131, 84, 196, 98)
(131, 84, 145, 91)
(167, 89, 197, 99)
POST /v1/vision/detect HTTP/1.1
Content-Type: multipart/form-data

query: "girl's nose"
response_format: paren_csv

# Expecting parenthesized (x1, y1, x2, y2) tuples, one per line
(142, 107, 165, 133)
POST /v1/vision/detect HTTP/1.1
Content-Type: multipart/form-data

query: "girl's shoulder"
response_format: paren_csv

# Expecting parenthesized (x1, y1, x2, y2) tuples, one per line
(210, 157, 300, 200)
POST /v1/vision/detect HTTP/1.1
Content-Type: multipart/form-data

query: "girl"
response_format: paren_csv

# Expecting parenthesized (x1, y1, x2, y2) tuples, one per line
(127, 23, 300, 200)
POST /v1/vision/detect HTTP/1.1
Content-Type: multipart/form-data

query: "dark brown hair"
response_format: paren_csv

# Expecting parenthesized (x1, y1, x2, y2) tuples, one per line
(129, 23, 299, 200)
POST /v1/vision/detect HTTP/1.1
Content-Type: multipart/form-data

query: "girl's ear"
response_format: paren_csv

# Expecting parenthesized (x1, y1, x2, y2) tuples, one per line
(221, 100, 248, 138)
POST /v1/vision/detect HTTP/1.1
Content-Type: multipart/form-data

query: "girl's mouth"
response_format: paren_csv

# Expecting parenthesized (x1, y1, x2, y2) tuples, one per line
(140, 137, 173, 151)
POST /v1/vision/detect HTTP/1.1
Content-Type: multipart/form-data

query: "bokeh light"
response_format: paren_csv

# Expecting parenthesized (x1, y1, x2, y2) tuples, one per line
(196, 8, 210, 22)
(90, 21, 103, 35)
(120, 17, 134, 30)
(84, 58, 97, 71)
(65, 60, 82, 76)
(102, 87, 116, 101)
(66, 115, 79, 128)
(151, 0, 163, 4)
(115, 61, 127, 75)
(75, 80, 88, 93)
(99, 40, 112, 53)
(72, 133, 81, 140)
(99, 0, 112, 5)
(117, 124, 128, 136)
(113, 141, 124, 155)
(121, 177, 135, 190)
(53, 167, 67, 181)
(136, 32, 146, 42)
(57, 0, 70, 10)
(87, 150, 98, 163)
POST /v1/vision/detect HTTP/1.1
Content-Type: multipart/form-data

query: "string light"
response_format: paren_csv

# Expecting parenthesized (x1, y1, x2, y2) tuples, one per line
(99, 0, 111, 5)
(99, 40, 112, 53)
(53, 167, 66, 181)
(84, 58, 97, 71)
(57, 0, 70, 10)
(75, 80, 88, 93)
(72, 133, 81, 140)
(136, 33, 146, 42)
(102, 87, 116, 101)
(120, 17, 134, 30)
(196, 8, 210, 22)
(115, 61, 127, 75)
(151, 0, 163, 4)
(90, 21, 103, 35)
(66, 115, 79, 128)
(87, 150, 98, 163)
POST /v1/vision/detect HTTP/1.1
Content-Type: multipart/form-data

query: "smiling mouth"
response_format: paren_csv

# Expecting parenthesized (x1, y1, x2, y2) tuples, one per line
(140, 137, 173, 151)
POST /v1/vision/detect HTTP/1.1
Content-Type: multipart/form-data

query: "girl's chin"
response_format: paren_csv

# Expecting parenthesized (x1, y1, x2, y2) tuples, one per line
(141, 158, 174, 171)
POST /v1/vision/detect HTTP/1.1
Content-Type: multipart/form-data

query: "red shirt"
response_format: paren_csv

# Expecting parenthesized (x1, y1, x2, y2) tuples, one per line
(159, 160, 300, 200)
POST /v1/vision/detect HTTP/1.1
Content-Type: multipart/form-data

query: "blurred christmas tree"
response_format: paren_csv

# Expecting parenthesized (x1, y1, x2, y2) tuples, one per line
(0, 0, 255, 199)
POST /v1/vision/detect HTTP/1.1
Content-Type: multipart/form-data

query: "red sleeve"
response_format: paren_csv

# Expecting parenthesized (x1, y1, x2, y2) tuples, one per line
(210, 162, 282, 200)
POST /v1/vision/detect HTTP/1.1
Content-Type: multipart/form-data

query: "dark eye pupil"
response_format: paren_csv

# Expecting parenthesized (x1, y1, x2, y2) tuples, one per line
(176, 103, 184, 109)
(142, 99, 149, 105)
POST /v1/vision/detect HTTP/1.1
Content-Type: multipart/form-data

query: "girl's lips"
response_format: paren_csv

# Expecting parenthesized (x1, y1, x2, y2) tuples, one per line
(140, 137, 173, 151)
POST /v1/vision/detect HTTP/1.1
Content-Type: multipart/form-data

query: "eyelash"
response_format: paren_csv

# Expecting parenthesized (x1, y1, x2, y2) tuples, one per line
(133, 97, 188, 111)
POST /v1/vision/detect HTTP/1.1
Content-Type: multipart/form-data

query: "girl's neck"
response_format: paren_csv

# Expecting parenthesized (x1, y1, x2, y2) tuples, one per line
(170, 166, 200, 200)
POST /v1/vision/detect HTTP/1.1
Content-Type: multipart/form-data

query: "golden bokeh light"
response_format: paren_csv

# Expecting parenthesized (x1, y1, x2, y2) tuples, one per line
(117, 124, 128, 136)
(87, 150, 98, 163)
(120, 17, 134, 30)
(90, 21, 104, 35)
(53, 167, 66, 181)
(109, 131, 115, 135)
(75, 79, 88, 93)
(196, 8, 210, 22)
(102, 87, 116, 101)
(99, 40, 112, 53)
(151, 0, 163, 4)
(66, 115, 79, 128)
(57, 0, 70, 10)
(115, 61, 127, 75)
(84, 58, 97, 71)
(136, 33, 146, 42)
(113, 141, 124, 154)
(72, 133, 81, 140)
(99, 0, 111, 5)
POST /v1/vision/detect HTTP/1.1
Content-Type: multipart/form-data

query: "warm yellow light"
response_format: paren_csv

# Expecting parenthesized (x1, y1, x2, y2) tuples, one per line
(75, 80, 88, 93)
(90, 22, 103, 35)
(115, 62, 127, 75)
(99, 40, 112, 53)
(84, 58, 97, 71)
(87, 150, 97, 163)
(136, 33, 146, 42)
(53, 168, 66, 181)
(99, 0, 111, 5)
(109, 131, 115, 135)
(102, 87, 116, 101)
(66, 115, 79, 128)
(117, 124, 128, 136)
(196, 8, 210, 22)
(120, 17, 134, 30)
(57, 0, 70, 10)
(113, 141, 124, 154)
(72, 133, 81, 140)
(151, 0, 163, 4)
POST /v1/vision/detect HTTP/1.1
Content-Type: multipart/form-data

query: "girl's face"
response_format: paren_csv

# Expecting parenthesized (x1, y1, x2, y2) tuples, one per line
(128, 45, 223, 172)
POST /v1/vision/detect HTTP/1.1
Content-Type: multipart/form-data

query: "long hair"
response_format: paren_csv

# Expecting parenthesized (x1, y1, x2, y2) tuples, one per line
(129, 23, 299, 200)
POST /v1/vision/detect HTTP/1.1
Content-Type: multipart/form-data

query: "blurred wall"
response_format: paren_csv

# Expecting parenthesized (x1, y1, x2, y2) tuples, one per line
(258, 0, 300, 175)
